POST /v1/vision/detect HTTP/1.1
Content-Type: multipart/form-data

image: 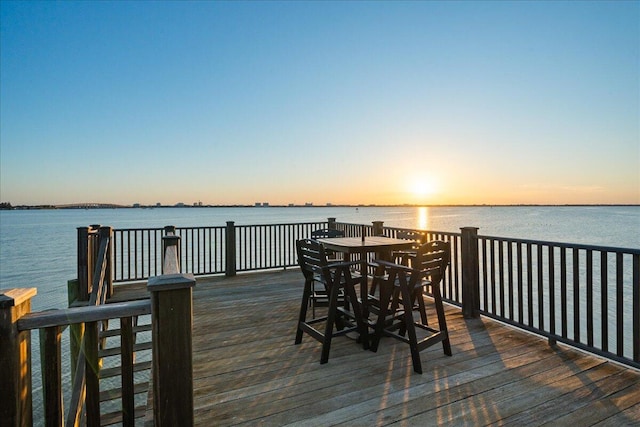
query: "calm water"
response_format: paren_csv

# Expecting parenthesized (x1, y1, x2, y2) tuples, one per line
(1, 205, 638, 424)
(1, 205, 639, 311)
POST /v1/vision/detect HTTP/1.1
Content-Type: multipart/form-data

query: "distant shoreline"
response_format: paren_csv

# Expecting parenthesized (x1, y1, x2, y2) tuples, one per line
(1, 203, 638, 210)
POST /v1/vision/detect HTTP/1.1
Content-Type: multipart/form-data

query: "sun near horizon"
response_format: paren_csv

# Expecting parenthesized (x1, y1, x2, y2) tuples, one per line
(406, 175, 441, 205)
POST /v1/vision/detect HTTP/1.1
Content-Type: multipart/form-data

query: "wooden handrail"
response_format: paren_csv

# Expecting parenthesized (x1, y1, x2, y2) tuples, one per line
(18, 300, 151, 331)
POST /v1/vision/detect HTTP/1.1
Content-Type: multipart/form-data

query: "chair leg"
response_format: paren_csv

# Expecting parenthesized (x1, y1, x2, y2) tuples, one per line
(311, 280, 316, 318)
(332, 281, 346, 331)
(397, 289, 408, 337)
(432, 285, 452, 356)
(371, 270, 396, 352)
(320, 276, 343, 364)
(397, 290, 427, 337)
(343, 276, 368, 350)
(400, 279, 422, 374)
(296, 278, 312, 344)
(415, 289, 429, 326)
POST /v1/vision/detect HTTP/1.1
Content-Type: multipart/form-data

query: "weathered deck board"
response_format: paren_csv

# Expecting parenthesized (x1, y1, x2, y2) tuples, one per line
(160, 269, 639, 426)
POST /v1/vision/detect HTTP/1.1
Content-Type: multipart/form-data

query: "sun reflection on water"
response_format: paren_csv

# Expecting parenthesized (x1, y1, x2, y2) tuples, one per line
(417, 206, 429, 230)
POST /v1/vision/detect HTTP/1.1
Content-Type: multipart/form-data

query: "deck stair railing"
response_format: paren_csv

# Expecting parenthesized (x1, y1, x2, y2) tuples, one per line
(1, 226, 153, 426)
(1, 225, 196, 426)
(71, 225, 153, 426)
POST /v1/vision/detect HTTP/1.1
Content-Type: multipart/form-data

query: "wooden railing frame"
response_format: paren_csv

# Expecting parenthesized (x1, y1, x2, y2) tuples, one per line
(4, 226, 124, 426)
(1, 226, 198, 426)
(1, 291, 151, 427)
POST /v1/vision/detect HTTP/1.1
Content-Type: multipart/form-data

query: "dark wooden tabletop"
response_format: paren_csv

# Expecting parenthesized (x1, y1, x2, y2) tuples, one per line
(316, 236, 415, 254)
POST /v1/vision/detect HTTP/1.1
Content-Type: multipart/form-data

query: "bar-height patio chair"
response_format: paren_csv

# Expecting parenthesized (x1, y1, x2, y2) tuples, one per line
(295, 238, 367, 363)
(370, 240, 452, 374)
(309, 228, 345, 316)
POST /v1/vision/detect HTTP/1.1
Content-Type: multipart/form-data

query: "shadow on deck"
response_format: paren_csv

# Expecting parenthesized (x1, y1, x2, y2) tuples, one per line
(142, 269, 640, 426)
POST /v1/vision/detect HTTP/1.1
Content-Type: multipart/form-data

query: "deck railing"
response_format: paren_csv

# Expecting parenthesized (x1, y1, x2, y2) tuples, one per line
(475, 234, 639, 369)
(3, 217, 637, 426)
(111, 221, 329, 281)
(111, 220, 459, 283)
(1, 227, 196, 426)
(108, 219, 640, 370)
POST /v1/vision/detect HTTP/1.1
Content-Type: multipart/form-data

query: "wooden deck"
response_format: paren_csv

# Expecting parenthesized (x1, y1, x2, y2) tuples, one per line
(182, 269, 639, 426)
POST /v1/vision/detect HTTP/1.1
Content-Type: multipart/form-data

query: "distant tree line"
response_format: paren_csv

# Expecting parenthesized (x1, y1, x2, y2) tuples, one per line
(0, 202, 13, 210)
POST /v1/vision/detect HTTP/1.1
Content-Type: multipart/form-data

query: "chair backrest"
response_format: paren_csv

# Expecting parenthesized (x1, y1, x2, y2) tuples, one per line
(412, 240, 451, 285)
(311, 228, 345, 239)
(296, 238, 329, 280)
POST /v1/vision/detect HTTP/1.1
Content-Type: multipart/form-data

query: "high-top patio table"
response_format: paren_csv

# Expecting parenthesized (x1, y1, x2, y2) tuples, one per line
(315, 235, 415, 347)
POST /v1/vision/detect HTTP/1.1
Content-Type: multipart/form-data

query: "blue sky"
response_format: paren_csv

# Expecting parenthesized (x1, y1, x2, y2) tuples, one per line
(1, 1, 638, 206)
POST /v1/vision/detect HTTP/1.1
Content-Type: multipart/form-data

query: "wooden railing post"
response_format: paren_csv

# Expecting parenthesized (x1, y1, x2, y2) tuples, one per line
(89, 224, 101, 283)
(0, 288, 37, 426)
(77, 227, 90, 302)
(328, 218, 336, 229)
(40, 325, 63, 427)
(163, 226, 180, 272)
(372, 221, 384, 236)
(77, 225, 101, 303)
(88, 224, 101, 299)
(148, 233, 196, 426)
(162, 235, 181, 274)
(99, 226, 113, 299)
(225, 221, 236, 277)
(85, 320, 101, 427)
(461, 227, 480, 318)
